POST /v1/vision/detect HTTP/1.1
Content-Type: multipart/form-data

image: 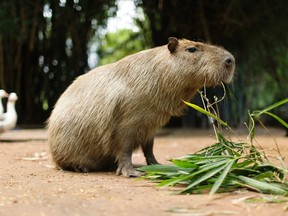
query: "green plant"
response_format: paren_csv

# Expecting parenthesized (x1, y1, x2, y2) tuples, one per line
(138, 90, 288, 196)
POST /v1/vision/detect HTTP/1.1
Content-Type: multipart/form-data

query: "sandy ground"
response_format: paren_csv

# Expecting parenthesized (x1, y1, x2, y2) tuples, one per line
(0, 127, 288, 216)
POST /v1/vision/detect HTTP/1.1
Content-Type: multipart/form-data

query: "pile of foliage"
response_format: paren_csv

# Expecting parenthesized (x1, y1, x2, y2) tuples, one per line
(139, 92, 288, 196)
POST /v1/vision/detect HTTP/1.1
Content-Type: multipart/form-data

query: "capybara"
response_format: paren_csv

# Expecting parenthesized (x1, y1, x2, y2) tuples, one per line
(47, 37, 235, 177)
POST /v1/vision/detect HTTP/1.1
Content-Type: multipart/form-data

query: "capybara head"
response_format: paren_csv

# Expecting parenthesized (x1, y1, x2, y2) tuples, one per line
(167, 37, 235, 88)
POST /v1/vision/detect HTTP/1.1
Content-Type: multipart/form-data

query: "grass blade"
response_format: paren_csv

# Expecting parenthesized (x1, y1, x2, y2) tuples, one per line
(157, 174, 189, 187)
(171, 159, 198, 168)
(261, 111, 288, 128)
(138, 164, 193, 173)
(181, 161, 229, 193)
(236, 176, 288, 196)
(182, 100, 228, 126)
(256, 98, 288, 117)
(210, 159, 235, 195)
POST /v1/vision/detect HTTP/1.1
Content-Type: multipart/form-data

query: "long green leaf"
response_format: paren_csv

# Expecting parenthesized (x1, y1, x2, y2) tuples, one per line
(182, 100, 228, 126)
(256, 98, 288, 117)
(237, 176, 288, 195)
(159, 158, 229, 187)
(138, 164, 177, 172)
(199, 158, 229, 169)
(261, 111, 288, 128)
(171, 159, 198, 168)
(210, 159, 235, 195)
(157, 174, 189, 187)
(181, 163, 228, 193)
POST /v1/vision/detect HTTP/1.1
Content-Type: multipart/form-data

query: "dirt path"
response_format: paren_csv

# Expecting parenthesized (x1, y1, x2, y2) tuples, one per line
(0, 128, 288, 216)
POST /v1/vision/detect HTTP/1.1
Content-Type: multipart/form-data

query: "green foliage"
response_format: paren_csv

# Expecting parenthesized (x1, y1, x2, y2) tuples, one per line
(251, 98, 288, 127)
(248, 98, 288, 141)
(98, 29, 151, 65)
(139, 98, 288, 196)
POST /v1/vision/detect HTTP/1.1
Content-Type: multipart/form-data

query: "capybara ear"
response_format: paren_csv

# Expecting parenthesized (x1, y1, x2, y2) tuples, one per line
(168, 37, 179, 53)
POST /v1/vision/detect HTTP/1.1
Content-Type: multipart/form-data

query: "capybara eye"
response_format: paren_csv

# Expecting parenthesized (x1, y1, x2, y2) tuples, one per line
(186, 47, 197, 53)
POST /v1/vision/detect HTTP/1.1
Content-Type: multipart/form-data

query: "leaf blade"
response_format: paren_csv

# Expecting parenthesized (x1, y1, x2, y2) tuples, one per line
(210, 159, 235, 195)
(261, 111, 288, 128)
(236, 176, 288, 196)
(256, 98, 288, 116)
(182, 100, 228, 126)
(181, 160, 229, 193)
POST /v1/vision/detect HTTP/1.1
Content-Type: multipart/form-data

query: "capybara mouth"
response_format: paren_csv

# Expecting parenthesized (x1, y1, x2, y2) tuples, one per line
(204, 53, 235, 87)
(213, 59, 235, 85)
(223, 68, 235, 83)
(205, 68, 235, 87)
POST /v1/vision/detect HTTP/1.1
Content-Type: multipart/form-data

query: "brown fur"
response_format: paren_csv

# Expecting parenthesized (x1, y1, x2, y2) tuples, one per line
(47, 37, 235, 177)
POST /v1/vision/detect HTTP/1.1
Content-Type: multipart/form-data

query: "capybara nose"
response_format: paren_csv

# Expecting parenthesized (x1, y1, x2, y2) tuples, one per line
(224, 55, 235, 72)
(225, 58, 233, 66)
(224, 53, 235, 83)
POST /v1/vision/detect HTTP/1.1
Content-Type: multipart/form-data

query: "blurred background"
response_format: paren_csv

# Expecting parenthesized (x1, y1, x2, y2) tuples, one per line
(0, 0, 287, 130)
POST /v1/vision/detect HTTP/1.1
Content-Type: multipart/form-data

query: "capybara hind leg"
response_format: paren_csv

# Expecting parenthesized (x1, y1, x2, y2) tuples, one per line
(142, 140, 159, 165)
(58, 163, 90, 172)
(116, 151, 142, 177)
(73, 165, 90, 172)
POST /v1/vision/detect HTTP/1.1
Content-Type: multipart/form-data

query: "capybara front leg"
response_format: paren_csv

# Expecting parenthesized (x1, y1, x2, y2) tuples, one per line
(142, 140, 159, 165)
(116, 150, 142, 177)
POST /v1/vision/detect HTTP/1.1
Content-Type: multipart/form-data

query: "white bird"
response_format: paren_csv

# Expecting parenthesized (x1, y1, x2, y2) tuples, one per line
(0, 92, 18, 133)
(0, 89, 8, 120)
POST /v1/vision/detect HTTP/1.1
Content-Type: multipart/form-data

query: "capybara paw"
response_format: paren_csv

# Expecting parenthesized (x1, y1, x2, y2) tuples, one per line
(73, 165, 89, 172)
(116, 167, 143, 178)
(146, 157, 159, 165)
